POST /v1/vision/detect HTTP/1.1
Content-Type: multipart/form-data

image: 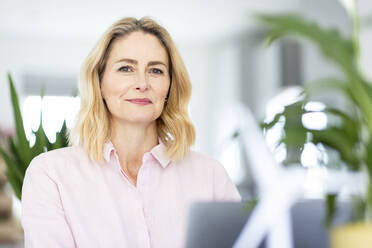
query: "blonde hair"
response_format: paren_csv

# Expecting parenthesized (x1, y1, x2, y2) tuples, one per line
(69, 17, 195, 162)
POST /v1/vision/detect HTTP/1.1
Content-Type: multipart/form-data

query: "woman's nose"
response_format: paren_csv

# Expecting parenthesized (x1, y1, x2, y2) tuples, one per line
(135, 72, 149, 92)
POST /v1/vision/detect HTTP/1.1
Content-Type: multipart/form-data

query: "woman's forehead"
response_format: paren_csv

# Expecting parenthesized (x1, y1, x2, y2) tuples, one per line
(108, 31, 169, 66)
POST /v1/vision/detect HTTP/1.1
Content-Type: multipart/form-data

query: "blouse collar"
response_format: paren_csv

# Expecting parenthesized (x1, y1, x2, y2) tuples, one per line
(103, 139, 171, 168)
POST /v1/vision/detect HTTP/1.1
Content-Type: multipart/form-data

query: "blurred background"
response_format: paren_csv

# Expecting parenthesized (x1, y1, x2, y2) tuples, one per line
(2, 0, 372, 246)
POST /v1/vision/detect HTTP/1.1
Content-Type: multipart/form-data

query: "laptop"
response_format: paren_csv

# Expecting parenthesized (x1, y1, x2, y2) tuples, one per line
(185, 201, 265, 248)
(185, 200, 351, 248)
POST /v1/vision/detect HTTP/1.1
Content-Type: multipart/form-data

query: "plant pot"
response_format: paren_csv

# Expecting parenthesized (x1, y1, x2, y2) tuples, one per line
(331, 222, 372, 248)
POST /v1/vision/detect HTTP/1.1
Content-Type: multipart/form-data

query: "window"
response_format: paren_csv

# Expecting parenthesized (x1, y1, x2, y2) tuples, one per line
(22, 96, 80, 144)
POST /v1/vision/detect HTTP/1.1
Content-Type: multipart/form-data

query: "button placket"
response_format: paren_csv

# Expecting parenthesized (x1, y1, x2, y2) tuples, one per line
(137, 184, 152, 248)
(138, 158, 152, 225)
(137, 153, 151, 191)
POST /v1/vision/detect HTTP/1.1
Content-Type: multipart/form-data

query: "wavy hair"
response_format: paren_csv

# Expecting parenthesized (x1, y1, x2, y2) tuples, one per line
(69, 17, 195, 162)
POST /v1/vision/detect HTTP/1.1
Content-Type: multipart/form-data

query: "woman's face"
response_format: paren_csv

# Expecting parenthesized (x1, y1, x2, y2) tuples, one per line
(101, 31, 170, 126)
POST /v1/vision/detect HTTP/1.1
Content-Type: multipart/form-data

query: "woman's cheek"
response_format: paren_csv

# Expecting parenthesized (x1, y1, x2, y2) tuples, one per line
(112, 83, 130, 96)
(155, 81, 170, 97)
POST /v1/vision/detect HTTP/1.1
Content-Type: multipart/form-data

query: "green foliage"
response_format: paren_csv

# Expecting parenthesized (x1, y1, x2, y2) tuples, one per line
(243, 197, 258, 213)
(326, 193, 337, 227)
(0, 73, 69, 200)
(258, 12, 372, 220)
(257, 14, 356, 75)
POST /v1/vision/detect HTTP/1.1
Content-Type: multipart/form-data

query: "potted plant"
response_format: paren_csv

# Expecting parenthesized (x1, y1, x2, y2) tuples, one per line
(257, 1, 372, 247)
(0, 73, 69, 200)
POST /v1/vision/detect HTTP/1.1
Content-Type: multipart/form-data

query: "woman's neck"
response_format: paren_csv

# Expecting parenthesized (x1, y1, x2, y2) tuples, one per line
(110, 120, 158, 168)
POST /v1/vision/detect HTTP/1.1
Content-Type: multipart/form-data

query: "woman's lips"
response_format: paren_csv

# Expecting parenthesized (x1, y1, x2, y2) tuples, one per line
(126, 98, 152, 105)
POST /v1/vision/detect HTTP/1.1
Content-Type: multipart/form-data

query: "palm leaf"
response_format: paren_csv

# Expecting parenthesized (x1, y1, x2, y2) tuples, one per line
(326, 193, 337, 227)
(0, 144, 23, 182)
(365, 138, 372, 179)
(257, 14, 356, 76)
(0, 144, 23, 199)
(347, 78, 372, 136)
(8, 137, 27, 176)
(31, 112, 52, 157)
(0, 73, 71, 200)
(52, 120, 69, 149)
(304, 78, 351, 98)
(7, 73, 32, 165)
(322, 107, 359, 143)
(311, 128, 360, 170)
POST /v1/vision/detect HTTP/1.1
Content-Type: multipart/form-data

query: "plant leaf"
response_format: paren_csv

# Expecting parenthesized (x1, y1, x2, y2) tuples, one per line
(7, 73, 32, 165)
(348, 78, 372, 136)
(323, 107, 359, 143)
(304, 78, 351, 98)
(52, 120, 69, 149)
(365, 138, 372, 179)
(311, 128, 360, 170)
(0, 143, 23, 200)
(256, 14, 356, 78)
(325, 193, 337, 227)
(8, 137, 27, 176)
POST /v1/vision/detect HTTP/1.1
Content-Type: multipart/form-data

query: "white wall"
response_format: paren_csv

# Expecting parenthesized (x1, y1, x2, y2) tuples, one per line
(0, 35, 91, 128)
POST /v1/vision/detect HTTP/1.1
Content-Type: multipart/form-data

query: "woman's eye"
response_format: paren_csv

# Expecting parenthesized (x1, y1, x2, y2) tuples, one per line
(118, 66, 133, 72)
(151, 68, 163, 74)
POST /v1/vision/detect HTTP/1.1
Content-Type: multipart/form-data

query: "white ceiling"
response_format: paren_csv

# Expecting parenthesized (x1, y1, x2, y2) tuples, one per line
(2, 0, 372, 43)
(0, 0, 304, 44)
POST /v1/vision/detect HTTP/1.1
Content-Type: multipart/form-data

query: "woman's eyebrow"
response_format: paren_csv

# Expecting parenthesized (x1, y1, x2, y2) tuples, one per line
(114, 58, 137, 64)
(114, 58, 167, 67)
(148, 61, 167, 67)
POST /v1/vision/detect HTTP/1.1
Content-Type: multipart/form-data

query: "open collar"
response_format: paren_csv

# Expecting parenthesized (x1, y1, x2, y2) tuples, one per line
(103, 139, 171, 168)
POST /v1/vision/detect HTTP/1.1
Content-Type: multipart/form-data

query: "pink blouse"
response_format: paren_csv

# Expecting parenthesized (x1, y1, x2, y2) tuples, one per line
(21, 141, 241, 247)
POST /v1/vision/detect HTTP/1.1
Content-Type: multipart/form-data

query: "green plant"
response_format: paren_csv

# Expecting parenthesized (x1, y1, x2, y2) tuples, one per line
(0, 73, 69, 200)
(258, 1, 372, 222)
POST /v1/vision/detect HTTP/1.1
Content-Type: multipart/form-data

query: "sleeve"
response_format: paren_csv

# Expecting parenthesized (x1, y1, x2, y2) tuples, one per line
(21, 156, 76, 248)
(213, 161, 242, 201)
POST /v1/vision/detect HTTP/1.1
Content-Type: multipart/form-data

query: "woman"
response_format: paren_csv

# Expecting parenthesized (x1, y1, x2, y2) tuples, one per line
(21, 17, 241, 248)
